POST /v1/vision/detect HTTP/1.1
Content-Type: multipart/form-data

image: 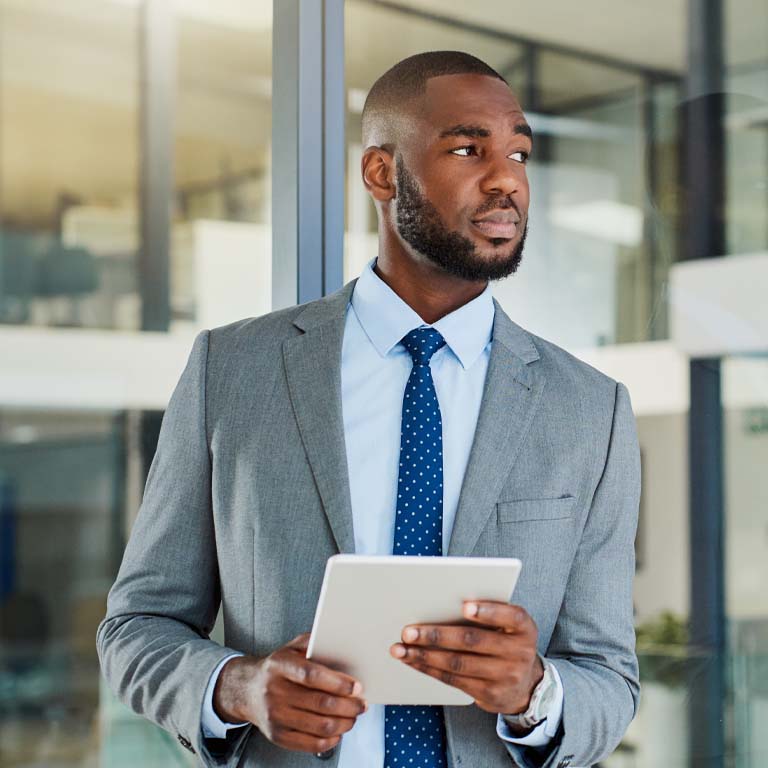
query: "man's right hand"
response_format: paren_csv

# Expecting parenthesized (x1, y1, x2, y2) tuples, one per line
(213, 632, 367, 754)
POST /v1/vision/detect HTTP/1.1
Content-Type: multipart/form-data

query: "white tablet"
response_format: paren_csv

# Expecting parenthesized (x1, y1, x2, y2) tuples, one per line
(306, 555, 521, 706)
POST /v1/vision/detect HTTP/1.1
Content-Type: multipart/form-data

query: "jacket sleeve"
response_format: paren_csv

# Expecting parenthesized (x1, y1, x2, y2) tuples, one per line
(96, 330, 253, 767)
(503, 381, 641, 768)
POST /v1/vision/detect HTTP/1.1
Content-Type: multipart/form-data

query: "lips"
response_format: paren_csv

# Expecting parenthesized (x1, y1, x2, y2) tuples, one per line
(471, 210, 519, 239)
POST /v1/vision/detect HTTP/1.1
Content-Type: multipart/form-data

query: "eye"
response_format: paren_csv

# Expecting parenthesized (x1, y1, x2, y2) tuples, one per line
(450, 145, 477, 156)
(509, 150, 529, 164)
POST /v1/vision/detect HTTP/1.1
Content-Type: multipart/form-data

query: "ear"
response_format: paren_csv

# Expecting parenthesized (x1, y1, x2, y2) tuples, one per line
(361, 145, 396, 202)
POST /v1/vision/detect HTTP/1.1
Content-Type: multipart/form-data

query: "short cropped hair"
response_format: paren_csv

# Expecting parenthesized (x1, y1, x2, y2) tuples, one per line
(361, 50, 508, 146)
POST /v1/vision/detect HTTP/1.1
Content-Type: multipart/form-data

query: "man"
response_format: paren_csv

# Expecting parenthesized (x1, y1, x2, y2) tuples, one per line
(97, 51, 640, 768)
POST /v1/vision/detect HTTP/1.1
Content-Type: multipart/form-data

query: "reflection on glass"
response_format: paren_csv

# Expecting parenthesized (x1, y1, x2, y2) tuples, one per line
(723, 354, 768, 767)
(171, 1, 273, 331)
(497, 52, 653, 349)
(0, 0, 141, 331)
(0, 411, 122, 765)
(343, 1, 680, 349)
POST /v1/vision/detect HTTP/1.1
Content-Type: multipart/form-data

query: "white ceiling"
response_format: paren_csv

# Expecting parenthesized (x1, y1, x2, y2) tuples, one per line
(387, 0, 768, 73)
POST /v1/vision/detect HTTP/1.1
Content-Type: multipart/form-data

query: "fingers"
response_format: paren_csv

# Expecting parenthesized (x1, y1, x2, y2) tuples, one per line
(258, 665, 366, 754)
(253, 638, 368, 756)
(273, 651, 363, 698)
(277, 706, 357, 739)
(279, 680, 368, 718)
(286, 633, 312, 651)
(398, 624, 509, 656)
(401, 658, 490, 701)
(391, 644, 519, 681)
(461, 601, 535, 634)
(398, 604, 536, 654)
(271, 728, 342, 754)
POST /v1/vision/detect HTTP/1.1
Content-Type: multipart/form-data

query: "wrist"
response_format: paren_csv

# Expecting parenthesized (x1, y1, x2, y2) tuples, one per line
(213, 655, 255, 725)
(502, 655, 556, 731)
(506, 653, 545, 715)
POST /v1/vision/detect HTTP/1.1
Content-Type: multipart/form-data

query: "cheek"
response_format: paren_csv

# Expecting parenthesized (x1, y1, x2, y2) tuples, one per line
(517, 171, 531, 207)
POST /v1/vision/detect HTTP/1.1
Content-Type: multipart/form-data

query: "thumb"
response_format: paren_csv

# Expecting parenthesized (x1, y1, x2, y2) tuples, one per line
(286, 632, 312, 652)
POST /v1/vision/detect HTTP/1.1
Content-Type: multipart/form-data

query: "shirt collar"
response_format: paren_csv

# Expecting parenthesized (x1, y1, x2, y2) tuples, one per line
(350, 257, 494, 370)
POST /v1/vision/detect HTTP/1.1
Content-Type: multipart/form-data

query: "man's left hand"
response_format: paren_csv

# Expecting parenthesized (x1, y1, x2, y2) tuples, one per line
(389, 601, 544, 715)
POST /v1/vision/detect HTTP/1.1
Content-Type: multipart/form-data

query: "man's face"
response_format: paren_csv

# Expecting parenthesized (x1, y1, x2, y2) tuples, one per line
(393, 74, 532, 282)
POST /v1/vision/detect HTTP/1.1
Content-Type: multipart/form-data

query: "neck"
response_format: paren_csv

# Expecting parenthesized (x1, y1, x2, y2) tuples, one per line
(374, 231, 488, 325)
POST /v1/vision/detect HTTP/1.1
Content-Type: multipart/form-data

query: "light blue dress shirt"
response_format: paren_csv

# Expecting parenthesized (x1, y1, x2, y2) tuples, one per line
(201, 258, 563, 762)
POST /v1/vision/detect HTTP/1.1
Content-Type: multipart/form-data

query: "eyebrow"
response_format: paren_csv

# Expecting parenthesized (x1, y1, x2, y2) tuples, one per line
(438, 123, 533, 140)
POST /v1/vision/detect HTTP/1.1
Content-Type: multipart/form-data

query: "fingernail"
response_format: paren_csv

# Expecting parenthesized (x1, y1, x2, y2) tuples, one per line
(464, 602, 478, 617)
(391, 644, 406, 658)
(403, 627, 418, 642)
(352, 681, 363, 697)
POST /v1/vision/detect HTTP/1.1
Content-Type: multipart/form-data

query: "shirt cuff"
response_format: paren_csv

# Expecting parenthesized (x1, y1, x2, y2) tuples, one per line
(496, 658, 564, 748)
(201, 652, 250, 740)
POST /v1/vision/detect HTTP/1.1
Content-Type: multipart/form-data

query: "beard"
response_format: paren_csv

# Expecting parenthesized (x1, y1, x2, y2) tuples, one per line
(394, 156, 527, 282)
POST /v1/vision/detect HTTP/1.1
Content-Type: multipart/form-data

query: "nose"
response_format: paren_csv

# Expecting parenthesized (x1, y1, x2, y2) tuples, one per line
(479, 153, 521, 198)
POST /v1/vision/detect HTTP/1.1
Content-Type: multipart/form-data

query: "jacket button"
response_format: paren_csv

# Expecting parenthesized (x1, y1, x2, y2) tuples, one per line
(315, 746, 337, 760)
(177, 734, 195, 753)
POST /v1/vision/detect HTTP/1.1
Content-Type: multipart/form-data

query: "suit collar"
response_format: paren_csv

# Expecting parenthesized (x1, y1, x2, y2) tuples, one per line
(292, 275, 540, 368)
(291, 279, 357, 333)
(350, 258, 495, 371)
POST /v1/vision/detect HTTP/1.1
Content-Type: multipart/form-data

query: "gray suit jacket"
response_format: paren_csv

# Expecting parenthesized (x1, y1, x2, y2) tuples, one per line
(97, 278, 641, 768)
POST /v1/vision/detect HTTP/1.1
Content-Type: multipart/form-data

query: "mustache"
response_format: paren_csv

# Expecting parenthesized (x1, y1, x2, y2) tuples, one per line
(473, 197, 520, 219)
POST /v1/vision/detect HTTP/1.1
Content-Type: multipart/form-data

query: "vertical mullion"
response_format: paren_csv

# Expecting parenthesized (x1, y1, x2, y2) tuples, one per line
(323, 0, 346, 295)
(271, 0, 300, 311)
(139, 0, 174, 332)
(272, 0, 345, 309)
(297, 0, 324, 304)
(684, 0, 726, 766)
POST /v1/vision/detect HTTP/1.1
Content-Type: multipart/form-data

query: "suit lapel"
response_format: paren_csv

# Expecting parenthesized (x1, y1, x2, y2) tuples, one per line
(282, 285, 545, 559)
(447, 299, 546, 557)
(282, 281, 358, 555)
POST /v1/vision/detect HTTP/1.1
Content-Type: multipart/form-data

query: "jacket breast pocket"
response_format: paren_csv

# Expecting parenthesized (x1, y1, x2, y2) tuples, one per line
(496, 495, 576, 523)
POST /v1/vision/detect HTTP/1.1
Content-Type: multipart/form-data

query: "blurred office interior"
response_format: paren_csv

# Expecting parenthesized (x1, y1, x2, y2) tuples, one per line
(0, 0, 766, 765)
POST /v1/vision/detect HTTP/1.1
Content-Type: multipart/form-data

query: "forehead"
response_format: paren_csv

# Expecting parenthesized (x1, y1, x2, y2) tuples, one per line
(418, 73, 526, 135)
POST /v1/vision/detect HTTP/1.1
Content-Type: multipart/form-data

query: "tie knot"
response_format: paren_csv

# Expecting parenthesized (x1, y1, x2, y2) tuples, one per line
(401, 327, 446, 367)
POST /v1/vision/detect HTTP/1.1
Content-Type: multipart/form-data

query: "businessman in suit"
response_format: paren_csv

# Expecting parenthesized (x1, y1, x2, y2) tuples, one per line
(97, 51, 640, 768)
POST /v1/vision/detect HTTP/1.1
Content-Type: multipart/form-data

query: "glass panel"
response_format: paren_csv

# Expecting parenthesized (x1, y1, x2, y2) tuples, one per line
(344, 1, 764, 765)
(0, 410, 123, 765)
(724, 0, 768, 761)
(725, 0, 768, 257)
(0, 1, 273, 764)
(724, 354, 768, 767)
(171, 0, 273, 331)
(0, 0, 141, 331)
(344, 2, 677, 349)
(497, 52, 651, 348)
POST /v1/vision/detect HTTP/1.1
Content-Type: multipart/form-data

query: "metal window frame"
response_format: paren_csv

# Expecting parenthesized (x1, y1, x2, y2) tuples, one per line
(272, 0, 346, 309)
(139, 0, 175, 332)
(684, 1, 727, 766)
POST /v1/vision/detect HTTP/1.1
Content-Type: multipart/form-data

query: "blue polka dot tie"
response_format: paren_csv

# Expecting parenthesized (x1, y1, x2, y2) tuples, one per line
(384, 327, 448, 768)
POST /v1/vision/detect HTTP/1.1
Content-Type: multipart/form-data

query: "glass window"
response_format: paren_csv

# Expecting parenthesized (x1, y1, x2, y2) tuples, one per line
(172, 0, 273, 331)
(0, 1, 274, 764)
(0, 410, 124, 764)
(725, 0, 768, 258)
(344, 0, 679, 349)
(0, 0, 141, 331)
(344, 2, 766, 765)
